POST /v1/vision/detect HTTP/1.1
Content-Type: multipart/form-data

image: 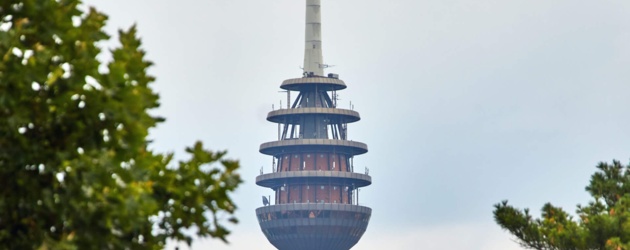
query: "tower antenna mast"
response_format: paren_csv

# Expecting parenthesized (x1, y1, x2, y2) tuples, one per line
(303, 0, 324, 76)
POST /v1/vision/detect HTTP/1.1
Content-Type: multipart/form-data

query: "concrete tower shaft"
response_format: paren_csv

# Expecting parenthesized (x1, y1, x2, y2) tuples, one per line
(303, 0, 323, 76)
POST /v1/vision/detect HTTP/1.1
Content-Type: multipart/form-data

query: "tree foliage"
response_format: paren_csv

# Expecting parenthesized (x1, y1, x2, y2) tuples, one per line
(495, 160, 630, 250)
(0, 0, 242, 249)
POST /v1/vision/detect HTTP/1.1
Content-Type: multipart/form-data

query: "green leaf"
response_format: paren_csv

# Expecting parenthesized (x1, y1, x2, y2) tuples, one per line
(0, 1, 241, 248)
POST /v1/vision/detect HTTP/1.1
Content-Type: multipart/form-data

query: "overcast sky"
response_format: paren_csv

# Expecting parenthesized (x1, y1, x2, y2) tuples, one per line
(83, 0, 630, 249)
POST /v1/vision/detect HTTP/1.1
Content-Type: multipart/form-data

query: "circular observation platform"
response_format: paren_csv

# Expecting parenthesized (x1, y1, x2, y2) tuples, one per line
(281, 77, 346, 91)
(267, 108, 360, 124)
(256, 204, 371, 250)
(256, 171, 371, 188)
(259, 139, 367, 156)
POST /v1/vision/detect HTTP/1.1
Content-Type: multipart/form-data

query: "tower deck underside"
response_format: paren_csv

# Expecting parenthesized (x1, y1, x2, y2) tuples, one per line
(267, 107, 360, 124)
(280, 77, 346, 91)
(256, 204, 371, 250)
(260, 139, 367, 156)
(256, 171, 371, 189)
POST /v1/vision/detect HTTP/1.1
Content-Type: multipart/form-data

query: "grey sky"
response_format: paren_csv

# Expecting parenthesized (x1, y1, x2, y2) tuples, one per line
(83, 0, 630, 249)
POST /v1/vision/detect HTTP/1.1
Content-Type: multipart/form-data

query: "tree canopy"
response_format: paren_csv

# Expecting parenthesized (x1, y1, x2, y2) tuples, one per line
(0, 0, 241, 249)
(495, 160, 630, 250)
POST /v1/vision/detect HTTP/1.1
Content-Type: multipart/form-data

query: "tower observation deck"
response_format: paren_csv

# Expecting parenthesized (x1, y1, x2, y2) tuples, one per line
(256, 1, 371, 249)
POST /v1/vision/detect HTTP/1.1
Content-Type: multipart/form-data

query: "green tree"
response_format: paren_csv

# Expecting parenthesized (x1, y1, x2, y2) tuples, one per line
(494, 160, 630, 250)
(0, 0, 241, 249)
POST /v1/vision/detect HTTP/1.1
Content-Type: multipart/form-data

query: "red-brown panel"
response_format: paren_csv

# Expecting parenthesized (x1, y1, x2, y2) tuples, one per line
(289, 185, 300, 203)
(289, 154, 300, 171)
(280, 155, 290, 172)
(316, 185, 330, 203)
(316, 154, 327, 170)
(339, 155, 347, 172)
(330, 185, 341, 203)
(303, 153, 315, 170)
(279, 186, 288, 204)
(302, 185, 315, 203)
(309, 185, 317, 203)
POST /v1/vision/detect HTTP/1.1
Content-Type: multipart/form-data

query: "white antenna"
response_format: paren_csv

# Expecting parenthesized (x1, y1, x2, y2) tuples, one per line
(279, 90, 291, 109)
(332, 91, 339, 107)
(319, 63, 335, 69)
(303, 0, 324, 76)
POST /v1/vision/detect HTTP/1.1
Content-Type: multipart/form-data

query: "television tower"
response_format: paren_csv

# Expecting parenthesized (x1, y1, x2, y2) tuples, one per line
(255, 0, 372, 249)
